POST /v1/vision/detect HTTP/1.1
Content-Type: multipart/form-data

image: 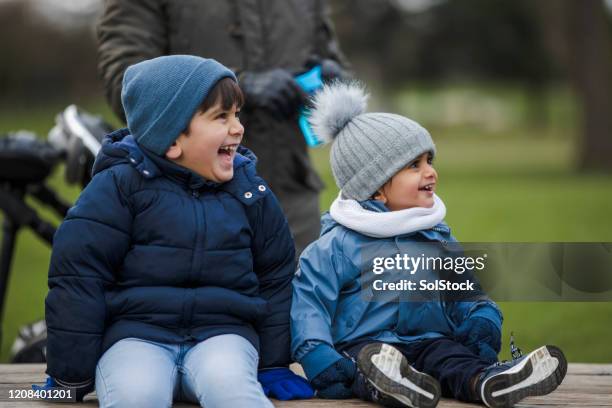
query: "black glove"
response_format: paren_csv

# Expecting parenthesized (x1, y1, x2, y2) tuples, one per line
(305, 56, 347, 83)
(310, 357, 356, 399)
(239, 69, 306, 120)
(320, 58, 346, 82)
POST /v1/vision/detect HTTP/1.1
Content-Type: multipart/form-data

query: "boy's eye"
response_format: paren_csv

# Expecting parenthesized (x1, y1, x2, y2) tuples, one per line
(427, 157, 434, 165)
(409, 161, 418, 169)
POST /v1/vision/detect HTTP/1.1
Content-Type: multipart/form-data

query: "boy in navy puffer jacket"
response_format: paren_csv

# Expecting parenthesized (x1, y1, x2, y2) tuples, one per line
(38, 55, 313, 407)
(290, 83, 567, 408)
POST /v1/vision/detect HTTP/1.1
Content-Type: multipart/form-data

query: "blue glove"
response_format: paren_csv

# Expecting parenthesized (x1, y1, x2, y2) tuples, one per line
(32, 376, 92, 402)
(310, 357, 356, 399)
(455, 317, 501, 363)
(258, 368, 314, 400)
(32, 376, 58, 394)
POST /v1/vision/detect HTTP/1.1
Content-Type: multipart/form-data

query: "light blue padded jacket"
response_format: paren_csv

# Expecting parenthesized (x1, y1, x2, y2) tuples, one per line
(291, 200, 503, 380)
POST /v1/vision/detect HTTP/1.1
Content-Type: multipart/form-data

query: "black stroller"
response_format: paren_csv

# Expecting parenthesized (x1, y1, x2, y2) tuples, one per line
(0, 105, 112, 362)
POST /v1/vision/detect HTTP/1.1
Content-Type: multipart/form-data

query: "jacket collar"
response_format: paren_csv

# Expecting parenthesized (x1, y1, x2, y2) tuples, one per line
(320, 198, 451, 238)
(361, 199, 451, 235)
(93, 128, 267, 204)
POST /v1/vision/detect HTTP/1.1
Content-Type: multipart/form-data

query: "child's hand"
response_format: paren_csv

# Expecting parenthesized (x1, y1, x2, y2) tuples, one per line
(455, 317, 501, 363)
(310, 357, 356, 399)
(258, 368, 314, 400)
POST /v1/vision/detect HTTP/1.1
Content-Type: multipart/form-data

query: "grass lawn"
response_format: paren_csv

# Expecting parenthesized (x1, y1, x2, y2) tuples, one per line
(1, 94, 611, 363)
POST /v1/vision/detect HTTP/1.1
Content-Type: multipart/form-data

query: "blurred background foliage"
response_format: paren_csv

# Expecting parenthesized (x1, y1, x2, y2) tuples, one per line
(0, 0, 611, 362)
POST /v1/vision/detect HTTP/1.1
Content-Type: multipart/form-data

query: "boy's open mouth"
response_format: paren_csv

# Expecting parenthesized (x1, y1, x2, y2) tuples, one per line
(419, 183, 435, 192)
(217, 144, 238, 162)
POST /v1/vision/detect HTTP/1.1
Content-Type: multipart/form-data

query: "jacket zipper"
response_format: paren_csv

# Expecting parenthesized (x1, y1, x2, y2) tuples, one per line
(184, 188, 203, 334)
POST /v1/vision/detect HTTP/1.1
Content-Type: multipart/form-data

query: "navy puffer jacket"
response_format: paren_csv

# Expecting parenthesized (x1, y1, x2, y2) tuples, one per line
(45, 129, 296, 388)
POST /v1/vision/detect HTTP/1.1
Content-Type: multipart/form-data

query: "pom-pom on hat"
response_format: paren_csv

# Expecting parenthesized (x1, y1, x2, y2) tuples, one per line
(309, 81, 436, 201)
(121, 55, 236, 156)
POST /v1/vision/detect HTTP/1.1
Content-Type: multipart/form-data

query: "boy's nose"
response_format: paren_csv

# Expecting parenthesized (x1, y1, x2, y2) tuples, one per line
(230, 120, 244, 137)
(423, 164, 437, 179)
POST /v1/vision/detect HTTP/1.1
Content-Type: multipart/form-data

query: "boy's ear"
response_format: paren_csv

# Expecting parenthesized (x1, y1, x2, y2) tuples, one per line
(165, 141, 183, 160)
(373, 188, 387, 204)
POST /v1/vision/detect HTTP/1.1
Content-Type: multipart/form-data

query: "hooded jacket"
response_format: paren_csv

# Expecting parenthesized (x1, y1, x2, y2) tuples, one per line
(45, 129, 295, 388)
(290, 200, 502, 380)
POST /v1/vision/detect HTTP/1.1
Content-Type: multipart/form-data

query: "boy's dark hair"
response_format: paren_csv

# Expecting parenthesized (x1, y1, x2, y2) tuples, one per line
(182, 78, 244, 136)
(199, 77, 245, 113)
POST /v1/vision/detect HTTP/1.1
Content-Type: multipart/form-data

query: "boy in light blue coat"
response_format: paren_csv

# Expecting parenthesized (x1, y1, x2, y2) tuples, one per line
(291, 83, 567, 408)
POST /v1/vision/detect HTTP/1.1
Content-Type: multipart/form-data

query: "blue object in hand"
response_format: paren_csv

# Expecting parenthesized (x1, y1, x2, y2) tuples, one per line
(310, 357, 356, 399)
(295, 65, 324, 94)
(455, 317, 501, 363)
(258, 368, 314, 400)
(295, 65, 324, 147)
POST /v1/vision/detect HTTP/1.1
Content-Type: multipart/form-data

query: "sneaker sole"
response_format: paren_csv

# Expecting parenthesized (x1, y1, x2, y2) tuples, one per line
(481, 345, 567, 408)
(357, 343, 441, 408)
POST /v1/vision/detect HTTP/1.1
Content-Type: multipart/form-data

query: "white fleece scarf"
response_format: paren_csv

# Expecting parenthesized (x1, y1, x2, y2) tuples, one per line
(329, 192, 447, 238)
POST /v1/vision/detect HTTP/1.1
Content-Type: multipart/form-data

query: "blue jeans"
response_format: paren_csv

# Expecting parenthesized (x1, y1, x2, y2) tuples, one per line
(95, 334, 273, 408)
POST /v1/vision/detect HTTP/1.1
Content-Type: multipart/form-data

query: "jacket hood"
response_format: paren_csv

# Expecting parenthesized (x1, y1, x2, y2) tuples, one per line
(92, 128, 262, 195)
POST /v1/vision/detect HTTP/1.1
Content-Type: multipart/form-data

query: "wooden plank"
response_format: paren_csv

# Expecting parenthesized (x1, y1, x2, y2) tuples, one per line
(3, 363, 609, 379)
(0, 363, 609, 407)
(565, 364, 612, 376)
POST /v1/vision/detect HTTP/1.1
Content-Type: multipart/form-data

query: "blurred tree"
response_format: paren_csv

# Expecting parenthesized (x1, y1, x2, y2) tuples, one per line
(414, 0, 557, 127)
(330, 0, 557, 85)
(414, 0, 554, 83)
(330, 0, 559, 125)
(535, 0, 612, 171)
(0, 1, 100, 108)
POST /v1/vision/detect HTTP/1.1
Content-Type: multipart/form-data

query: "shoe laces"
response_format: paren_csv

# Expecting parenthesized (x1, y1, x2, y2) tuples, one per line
(510, 331, 523, 361)
(474, 333, 525, 401)
(489, 332, 524, 369)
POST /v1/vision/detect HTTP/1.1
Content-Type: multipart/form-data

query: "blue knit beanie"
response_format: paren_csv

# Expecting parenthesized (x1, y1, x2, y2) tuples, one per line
(121, 55, 236, 155)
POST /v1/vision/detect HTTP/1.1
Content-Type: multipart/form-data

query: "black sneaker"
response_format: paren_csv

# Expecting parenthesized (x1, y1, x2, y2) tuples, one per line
(478, 345, 567, 408)
(357, 343, 441, 408)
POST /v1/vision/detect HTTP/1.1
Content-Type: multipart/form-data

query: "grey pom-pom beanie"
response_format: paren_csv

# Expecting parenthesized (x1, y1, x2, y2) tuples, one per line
(122, 55, 236, 155)
(309, 82, 436, 201)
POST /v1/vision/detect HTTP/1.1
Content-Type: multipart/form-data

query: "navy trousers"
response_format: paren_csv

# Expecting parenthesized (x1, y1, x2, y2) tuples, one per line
(344, 337, 493, 402)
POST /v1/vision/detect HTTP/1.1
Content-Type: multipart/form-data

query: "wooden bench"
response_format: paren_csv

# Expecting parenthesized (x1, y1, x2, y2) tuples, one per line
(0, 363, 610, 407)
